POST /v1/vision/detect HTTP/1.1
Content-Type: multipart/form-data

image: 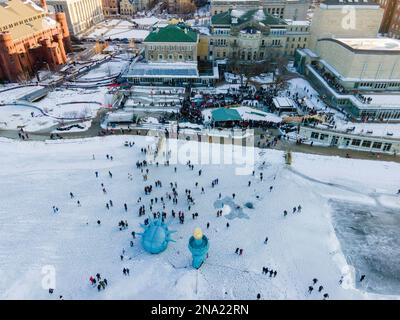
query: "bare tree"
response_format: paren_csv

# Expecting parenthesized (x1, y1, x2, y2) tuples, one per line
(180, 2, 196, 14)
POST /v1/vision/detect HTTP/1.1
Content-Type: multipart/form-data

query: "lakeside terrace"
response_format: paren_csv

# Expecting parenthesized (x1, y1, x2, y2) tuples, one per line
(305, 64, 400, 122)
(120, 61, 219, 87)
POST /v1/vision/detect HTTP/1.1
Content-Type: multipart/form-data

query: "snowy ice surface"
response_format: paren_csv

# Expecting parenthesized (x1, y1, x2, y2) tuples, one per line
(0, 58, 128, 132)
(0, 85, 45, 103)
(86, 19, 151, 40)
(250, 73, 274, 84)
(0, 136, 399, 299)
(0, 88, 111, 132)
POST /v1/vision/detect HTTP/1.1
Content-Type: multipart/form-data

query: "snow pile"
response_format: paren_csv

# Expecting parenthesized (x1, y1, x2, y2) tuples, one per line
(251, 73, 274, 84)
(231, 9, 245, 18)
(254, 9, 266, 21)
(236, 106, 282, 123)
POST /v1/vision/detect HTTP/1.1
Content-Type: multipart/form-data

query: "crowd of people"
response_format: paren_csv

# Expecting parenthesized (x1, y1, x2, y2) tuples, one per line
(44, 134, 370, 300)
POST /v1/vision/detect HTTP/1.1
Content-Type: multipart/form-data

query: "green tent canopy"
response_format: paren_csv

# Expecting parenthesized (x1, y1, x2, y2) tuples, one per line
(211, 108, 242, 122)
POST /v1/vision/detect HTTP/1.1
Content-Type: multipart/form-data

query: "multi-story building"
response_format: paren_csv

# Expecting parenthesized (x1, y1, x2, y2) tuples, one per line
(167, 0, 195, 14)
(298, 125, 400, 154)
(120, 0, 135, 15)
(210, 0, 311, 21)
(309, 0, 384, 50)
(102, 0, 119, 16)
(375, 0, 400, 39)
(295, 37, 400, 121)
(47, 0, 104, 35)
(120, 0, 154, 15)
(284, 20, 310, 56)
(0, 0, 71, 82)
(121, 23, 219, 86)
(144, 23, 198, 62)
(205, 8, 310, 62)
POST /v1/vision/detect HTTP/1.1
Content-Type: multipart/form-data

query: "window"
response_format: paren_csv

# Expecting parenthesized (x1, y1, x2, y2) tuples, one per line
(158, 54, 163, 60)
(372, 142, 382, 149)
(383, 143, 392, 151)
(351, 139, 361, 146)
(311, 132, 319, 139)
(361, 140, 372, 148)
(178, 54, 183, 60)
(319, 134, 328, 141)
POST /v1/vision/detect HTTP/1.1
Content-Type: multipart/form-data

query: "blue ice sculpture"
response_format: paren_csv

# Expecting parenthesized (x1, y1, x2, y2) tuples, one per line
(188, 227, 209, 269)
(138, 218, 175, 254)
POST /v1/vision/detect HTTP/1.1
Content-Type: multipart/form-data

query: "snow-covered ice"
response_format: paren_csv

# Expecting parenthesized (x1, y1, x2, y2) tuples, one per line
(0, 136, 399, 299)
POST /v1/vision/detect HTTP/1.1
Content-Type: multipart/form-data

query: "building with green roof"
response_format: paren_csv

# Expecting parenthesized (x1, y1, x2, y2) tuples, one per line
(144, 23, 198, 43)
(144, 23, 199, 63)
(122, 23, 219, 87)
(201, 8, 309, 63)
(211, 8, 288, 27)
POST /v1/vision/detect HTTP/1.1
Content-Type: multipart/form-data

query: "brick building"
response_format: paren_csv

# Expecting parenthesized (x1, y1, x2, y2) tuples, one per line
(102, 0, 119, 16)
(0, 0, 71, 82)
(375, 0, 400, 39)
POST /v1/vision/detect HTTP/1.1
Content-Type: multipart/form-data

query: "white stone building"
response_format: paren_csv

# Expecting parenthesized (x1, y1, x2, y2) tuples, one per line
(47, 0, 104, 35)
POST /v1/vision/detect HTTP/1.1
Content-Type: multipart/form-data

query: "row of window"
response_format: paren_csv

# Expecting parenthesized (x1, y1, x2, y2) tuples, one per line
(288, 37, 308, 42)
(213, 29, 229, 35)
(361, 110, 400, 120)
(349, 139, 392, 151)
(286, 43, 306, 49)
(214, 38, 227, 46)
(267, 8, 284, 15)
(310, 132, 392, 151)
(270, 29, 286, 36)
(150, 54, 192, 60)
(211, 38, 284, 47)
(271, 39, 281, 46)
(147, 45, 194, 51)
(0, 14, 44, 32)
(288, 26, 309, 32)
(212, 49, 283, 60)
(358, 82, 399, 89)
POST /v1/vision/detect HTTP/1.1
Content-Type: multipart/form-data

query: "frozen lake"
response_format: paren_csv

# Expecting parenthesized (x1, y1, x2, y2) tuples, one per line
(330, 200, 400, 296)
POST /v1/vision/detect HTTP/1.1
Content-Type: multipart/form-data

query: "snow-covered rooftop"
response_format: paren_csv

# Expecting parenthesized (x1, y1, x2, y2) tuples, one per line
(335, 38, 400, 52)
(125, 62, 199, 79)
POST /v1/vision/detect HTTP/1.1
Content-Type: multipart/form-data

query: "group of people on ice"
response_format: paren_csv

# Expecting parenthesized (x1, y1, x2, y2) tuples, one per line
(89, 273, 108, 292)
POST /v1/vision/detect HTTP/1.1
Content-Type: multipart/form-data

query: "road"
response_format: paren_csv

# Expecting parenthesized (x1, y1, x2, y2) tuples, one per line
(2, 118, 398, 163)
